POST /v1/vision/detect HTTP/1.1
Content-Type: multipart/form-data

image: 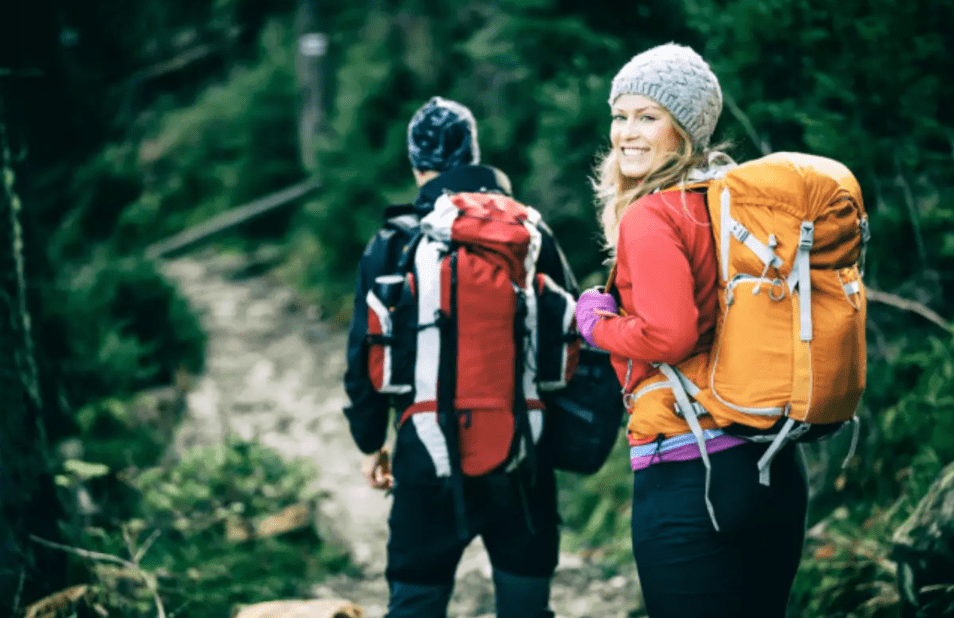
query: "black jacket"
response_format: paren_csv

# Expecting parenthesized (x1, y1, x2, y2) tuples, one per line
(342, 164, 578, 456)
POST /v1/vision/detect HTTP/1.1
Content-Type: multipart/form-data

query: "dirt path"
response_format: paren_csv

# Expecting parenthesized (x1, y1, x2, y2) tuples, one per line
(161, 251, 645, 618)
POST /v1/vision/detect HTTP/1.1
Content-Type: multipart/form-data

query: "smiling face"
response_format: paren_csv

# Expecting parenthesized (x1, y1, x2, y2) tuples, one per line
(610, 94, 684, 182)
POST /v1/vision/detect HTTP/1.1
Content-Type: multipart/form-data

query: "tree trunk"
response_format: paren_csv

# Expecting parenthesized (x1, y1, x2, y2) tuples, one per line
(0, 91, 65, 612)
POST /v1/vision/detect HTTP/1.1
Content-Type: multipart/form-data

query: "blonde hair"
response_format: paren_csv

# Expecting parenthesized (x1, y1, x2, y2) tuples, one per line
(593, 112, 729, 252)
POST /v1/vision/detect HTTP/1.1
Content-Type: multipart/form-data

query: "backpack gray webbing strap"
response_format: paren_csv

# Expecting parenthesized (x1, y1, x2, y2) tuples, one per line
(657, 363, 720, 532)
(756, 417, 797, 486)
(842, 416, 861, 470)
(719, 187, 784, 282)
(761, 414, 859, 486)
(786, 221, 815, 342)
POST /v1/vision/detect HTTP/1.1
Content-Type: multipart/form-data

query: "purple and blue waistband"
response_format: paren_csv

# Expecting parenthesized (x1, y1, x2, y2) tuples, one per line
(630, 429, 748, 471)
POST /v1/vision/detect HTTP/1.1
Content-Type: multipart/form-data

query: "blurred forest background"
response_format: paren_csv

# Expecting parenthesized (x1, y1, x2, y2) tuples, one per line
(1, 0, 952, 616)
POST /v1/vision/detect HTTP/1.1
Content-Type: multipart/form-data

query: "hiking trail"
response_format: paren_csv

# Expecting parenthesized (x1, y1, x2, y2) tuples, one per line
(161, 251, 645, 618)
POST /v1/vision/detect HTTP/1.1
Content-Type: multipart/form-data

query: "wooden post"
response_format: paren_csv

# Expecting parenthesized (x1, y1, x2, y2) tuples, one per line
(296, 0, 327, 172)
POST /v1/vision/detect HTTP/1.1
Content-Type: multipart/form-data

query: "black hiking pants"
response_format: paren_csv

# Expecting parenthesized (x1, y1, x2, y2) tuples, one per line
(385, 465, 559, 618)
(630, 441, 808, 618)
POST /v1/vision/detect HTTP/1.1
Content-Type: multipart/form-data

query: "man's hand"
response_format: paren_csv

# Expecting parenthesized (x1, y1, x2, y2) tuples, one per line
(362, 447, 394, 491)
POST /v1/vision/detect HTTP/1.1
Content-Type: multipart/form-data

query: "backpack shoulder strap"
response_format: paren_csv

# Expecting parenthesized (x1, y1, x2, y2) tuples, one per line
(383, 203, 420, 235)
(603, 263, 629, 316)
(382, 205, 426, 274)
(605, 262, 617, 293)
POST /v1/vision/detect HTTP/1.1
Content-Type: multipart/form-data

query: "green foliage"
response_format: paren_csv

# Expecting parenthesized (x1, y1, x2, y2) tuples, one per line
(525, 68, 615, 275)
(73, 398, 167, 474)
(113, 19, 304, 250)
(26, 12, 305, 453)
(73, 439, 348, 618)
(880, 338, 954, 464)
(284, 10, 423, 314)
(792, 506, 902, 618)
(867, 334, 954, 507)
(40, 255, 206, 409)
(133, 439, 319, 520)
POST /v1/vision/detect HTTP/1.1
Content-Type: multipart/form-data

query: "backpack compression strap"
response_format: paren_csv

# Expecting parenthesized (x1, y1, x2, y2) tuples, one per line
(656, 363, 720, 531)
(437, 252, 469, 541)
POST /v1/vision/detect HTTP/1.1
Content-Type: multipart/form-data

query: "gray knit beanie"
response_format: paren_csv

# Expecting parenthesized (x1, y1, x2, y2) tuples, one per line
(407, 96, 480, 172)
(609, 43, 722, 149)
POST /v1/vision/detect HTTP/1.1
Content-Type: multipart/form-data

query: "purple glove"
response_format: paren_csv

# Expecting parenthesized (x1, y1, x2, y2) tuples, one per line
(575, 287, 618, 347)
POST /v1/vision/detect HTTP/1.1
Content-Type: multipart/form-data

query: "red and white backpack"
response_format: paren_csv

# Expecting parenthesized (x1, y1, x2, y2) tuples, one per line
(365, 191, 579, 479)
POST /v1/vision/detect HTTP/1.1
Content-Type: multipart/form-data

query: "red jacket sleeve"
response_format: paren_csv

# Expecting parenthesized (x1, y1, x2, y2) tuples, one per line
(592, 194, 700, 363)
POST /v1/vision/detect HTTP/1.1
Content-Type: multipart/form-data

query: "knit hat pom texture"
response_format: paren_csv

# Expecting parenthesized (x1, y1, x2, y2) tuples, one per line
(407, 96, 480, 172)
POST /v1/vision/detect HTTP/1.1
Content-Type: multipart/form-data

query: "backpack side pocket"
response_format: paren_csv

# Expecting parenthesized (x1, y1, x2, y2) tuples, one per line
(543, 346, 624, 475)
(366, 274, 415, 394)
(534, 273, 580, 391)
(788, 265, 866, 424)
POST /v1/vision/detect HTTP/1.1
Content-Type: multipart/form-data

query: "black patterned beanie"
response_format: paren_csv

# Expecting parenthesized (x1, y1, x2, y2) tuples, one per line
(407, 96, 480, 172)
(609, 43, 723, 149)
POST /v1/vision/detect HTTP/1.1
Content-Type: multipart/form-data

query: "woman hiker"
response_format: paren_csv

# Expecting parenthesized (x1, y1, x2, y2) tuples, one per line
(574, 43, 809, 618)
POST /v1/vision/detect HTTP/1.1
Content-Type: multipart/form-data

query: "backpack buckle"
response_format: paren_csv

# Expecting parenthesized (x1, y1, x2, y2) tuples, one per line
(798, 222, 815, 249)
(769, 278, 786, 301)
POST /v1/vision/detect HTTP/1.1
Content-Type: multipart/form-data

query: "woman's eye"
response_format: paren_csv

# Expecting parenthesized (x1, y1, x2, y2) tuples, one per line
(611, 114, 626, 122)
(640, 114, 657, 122)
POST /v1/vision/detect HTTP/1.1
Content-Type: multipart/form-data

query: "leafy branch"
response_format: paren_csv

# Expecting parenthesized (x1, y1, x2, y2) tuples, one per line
(30, 534, 168, 618)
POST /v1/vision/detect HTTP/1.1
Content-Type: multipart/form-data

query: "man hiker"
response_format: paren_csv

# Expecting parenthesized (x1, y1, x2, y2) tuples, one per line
(342, 96, 578, 618)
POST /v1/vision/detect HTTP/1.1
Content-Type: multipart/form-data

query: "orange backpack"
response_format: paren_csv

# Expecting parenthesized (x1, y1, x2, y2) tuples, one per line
(625, 152, 869, 487)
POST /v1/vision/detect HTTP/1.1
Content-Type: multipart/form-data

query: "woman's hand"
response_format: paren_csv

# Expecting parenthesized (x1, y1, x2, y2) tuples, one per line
(575, 287, 619, 347)
(362, 447, 394, 491)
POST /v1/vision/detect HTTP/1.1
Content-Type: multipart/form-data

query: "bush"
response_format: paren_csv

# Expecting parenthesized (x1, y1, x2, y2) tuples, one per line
(39, 254, 206, 411)
(61, 439, 350, 618)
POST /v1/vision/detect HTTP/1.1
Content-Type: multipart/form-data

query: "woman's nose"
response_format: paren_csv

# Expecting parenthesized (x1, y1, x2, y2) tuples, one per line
(620, 118, 639, 138)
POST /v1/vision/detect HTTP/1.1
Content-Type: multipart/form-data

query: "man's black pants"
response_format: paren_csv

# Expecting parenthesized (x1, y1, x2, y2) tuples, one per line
(385, 466, 560, 618)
